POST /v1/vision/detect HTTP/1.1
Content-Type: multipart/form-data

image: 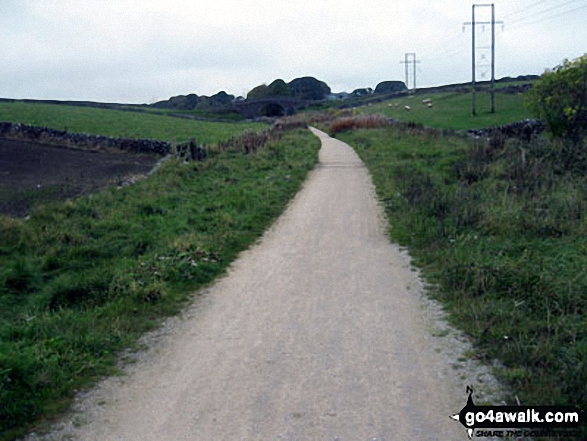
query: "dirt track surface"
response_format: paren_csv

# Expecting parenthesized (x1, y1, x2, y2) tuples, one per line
(28, 129, 501, 440)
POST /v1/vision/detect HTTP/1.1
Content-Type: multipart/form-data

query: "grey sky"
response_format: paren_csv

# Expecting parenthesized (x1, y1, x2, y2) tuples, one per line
(1, 0, 585, 103)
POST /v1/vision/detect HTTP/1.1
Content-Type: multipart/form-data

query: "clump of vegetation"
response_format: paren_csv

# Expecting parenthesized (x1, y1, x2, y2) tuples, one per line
(338, 124, 586, 432)
(247, 79, 291, 99)
(0, 129, 320, 440)
(270, 109, 353, 133)
(218, 129, 280, 155)
(246, 77, 331, 101)
(527, 54, 587, 145)
(328, 114, 391, 135)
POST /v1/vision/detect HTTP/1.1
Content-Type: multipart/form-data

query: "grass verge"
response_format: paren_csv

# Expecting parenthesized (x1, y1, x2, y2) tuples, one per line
(0, 102, 264, 144)
(0, 128, 319, 440)
(337, 126, 586, 429)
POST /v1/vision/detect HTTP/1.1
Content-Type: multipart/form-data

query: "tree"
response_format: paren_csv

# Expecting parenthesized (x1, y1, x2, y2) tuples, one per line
(247, 84, 269, 99)
(374, 81, 407, 95)
(288, 77, 331, 100)
(246, 77, 331, 101)
(267, 79, 290, 97)
(528, 55, 587, 145)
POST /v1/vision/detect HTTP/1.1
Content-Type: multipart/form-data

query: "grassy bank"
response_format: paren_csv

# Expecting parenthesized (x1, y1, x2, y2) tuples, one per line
(361, 91, 532, 130)
(0, 102, 264, 144)
(337, 126, 586, 421)
(0, 128, 319, 440)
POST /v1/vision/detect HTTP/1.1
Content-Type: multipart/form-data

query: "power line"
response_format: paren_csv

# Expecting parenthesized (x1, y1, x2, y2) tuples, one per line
(505, 0, 552, 20)
(513, 2, 587, 28)
(507, 0, 584, 26)
(399, 0, 584, 90)
(422, 0, 582, 66)
(426, 46, 468, 63)
(420, 33, 463, 60)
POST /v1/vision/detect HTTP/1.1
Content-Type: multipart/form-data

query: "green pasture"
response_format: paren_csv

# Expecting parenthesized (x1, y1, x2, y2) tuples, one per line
(0, 101, 264, 144)
(361, 91, 533, 130)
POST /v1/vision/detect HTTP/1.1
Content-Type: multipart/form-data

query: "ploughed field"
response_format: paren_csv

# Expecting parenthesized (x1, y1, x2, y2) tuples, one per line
(0, 139, 159, 217)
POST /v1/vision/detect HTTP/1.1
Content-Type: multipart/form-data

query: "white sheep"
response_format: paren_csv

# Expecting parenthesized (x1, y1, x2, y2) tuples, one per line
(404, 105, 411, 111)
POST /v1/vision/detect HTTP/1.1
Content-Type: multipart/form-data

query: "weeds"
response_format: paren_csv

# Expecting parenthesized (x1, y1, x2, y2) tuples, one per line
(217, 130, 279, 155)
(328, 114, 391, 136)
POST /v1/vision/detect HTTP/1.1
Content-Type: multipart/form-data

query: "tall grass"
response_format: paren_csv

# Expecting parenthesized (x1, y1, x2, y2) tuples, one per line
(0, 129, 320, 440)
(328, 114, 390, 135)
(338, 126, 586, 428)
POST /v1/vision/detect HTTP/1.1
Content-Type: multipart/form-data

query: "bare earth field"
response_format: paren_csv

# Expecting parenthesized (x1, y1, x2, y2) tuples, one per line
(25, 129, 504, 441)
(0, 139, 159, 217)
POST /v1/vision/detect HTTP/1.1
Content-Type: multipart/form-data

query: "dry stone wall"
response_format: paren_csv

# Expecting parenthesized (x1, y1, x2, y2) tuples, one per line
(0, 122, 170, 156)
(468, 119, 545, 141)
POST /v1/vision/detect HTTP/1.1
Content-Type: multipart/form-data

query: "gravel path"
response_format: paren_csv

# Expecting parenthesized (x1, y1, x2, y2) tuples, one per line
(27, 128, 504, 441)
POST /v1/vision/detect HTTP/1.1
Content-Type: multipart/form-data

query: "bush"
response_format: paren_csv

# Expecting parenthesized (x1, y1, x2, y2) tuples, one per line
(528, 55, 587, 144)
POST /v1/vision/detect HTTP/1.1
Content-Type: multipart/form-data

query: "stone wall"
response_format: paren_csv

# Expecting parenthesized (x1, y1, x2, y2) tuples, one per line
(468, 119, 545, 141)
(0, 122, 170, 156)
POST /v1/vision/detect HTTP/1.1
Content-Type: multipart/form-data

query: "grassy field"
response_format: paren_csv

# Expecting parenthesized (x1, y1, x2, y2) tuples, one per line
(0, 101, 264, 144)
(126, 105, 247, 121)
(0, 129, 320, 440)
(336, 125, 586, 436)
(360, 91, 533, 130)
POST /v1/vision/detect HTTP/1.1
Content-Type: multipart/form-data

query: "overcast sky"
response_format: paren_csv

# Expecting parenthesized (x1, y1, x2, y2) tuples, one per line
(1, 0, 585, 104)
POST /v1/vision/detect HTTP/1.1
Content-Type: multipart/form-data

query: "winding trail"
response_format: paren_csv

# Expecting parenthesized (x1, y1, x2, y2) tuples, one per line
(38, 128, 476, 440)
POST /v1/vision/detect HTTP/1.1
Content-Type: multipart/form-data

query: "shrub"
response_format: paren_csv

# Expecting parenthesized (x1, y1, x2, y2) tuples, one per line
(527, 55, 587, 144)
